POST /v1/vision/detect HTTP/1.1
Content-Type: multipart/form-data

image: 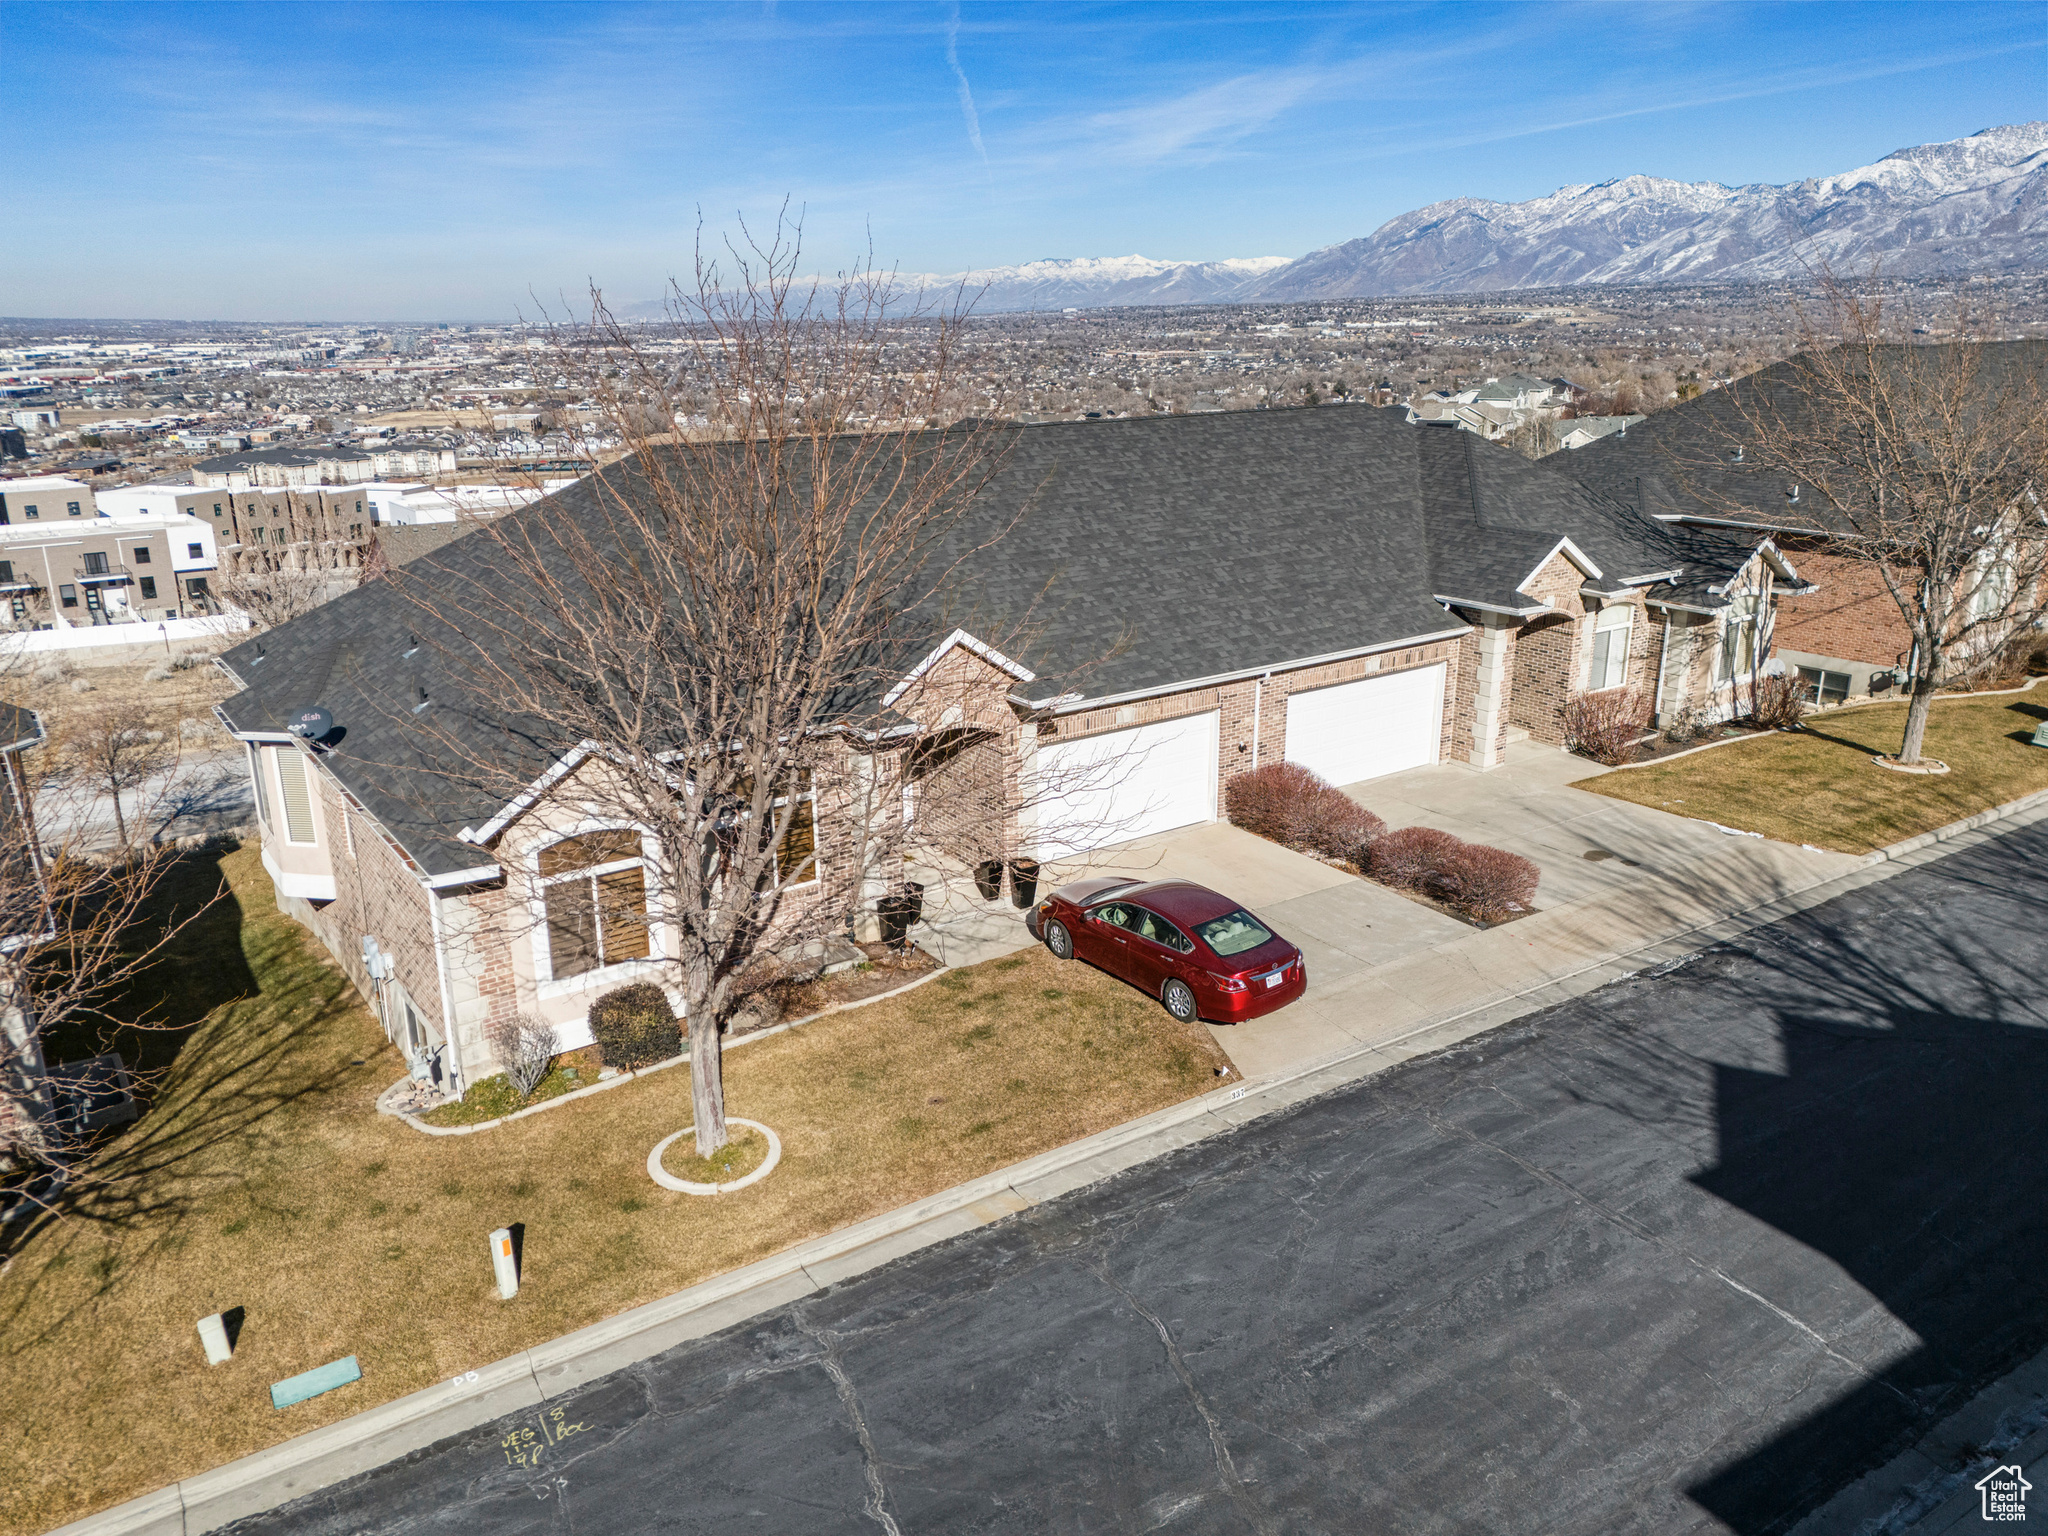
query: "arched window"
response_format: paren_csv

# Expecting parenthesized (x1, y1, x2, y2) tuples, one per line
(538, 830, 649, 980)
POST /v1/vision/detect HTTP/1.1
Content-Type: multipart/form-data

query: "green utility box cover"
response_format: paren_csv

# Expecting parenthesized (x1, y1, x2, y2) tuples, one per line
(2033, 720, 2048, 749)
(271, 1354, 361, 1409)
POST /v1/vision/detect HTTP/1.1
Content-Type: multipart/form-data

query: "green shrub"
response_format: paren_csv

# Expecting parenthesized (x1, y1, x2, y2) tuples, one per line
(588, 981, 682, 1070)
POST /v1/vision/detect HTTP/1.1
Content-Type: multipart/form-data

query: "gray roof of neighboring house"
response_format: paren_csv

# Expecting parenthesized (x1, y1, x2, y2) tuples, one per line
(369, 522, 477, 569)
(0, 702, 40, 753)
(1567, 342, 2048, 536)
(213, 406, 1764, 877)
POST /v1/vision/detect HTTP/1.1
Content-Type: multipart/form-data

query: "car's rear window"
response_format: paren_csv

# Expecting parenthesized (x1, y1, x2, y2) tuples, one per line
(1195, 909, 1273, 958)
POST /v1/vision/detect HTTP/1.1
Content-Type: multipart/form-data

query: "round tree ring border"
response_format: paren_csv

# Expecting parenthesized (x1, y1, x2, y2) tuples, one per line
(647, 1118, 783, 1195)
(1872, 755, 1952, 775)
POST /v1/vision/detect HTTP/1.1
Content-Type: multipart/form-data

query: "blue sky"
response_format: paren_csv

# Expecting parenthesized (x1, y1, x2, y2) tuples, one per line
(3, 1, 2042, 320)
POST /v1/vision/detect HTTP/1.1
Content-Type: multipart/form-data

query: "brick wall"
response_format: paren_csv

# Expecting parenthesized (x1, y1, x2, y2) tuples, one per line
(290, 768, 447, 1070)
(1036, 638, 1465, 809)
(1508, 615, 1578, 744)
(1773, 541, 1915, 668)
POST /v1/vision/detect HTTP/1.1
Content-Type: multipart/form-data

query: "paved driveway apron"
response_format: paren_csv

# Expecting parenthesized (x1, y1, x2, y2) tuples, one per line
(236, 821, 2048, 1535)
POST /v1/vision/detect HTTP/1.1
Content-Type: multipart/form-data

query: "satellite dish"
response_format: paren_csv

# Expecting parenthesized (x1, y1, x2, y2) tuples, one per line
(288, 705, 333, 742)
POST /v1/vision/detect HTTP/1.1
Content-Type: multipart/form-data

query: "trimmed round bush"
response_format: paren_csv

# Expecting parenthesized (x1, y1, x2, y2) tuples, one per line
(1438, 843, 1540, 921)
(1296, 793, 1386, 865)
(1223, 762, 1326, 846)
(1225, 762, 1385, 865)
(1366, 826, 1463, 892)
(587, 981, 682, 1070)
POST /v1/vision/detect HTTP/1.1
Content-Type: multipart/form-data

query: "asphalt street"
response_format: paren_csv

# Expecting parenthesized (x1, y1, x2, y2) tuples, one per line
(230, 821, 2048, 1535)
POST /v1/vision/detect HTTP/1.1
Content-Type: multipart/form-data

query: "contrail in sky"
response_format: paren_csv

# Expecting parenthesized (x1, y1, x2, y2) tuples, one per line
(945, 4, 989, 170)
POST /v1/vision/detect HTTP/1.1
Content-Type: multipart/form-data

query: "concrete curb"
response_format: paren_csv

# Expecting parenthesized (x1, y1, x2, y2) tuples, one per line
(47, 794, 2048, 1536)
(380, 966, 951, 1137)
(1863, 785, 2048, 865)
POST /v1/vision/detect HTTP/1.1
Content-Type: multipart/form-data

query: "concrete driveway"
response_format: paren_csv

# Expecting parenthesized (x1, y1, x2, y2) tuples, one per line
(1199, 737, 1865, 1078)
(913, 739, 1865, 1084)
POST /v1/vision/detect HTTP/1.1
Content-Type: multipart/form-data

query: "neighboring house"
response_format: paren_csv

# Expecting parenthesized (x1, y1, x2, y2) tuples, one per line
(213, 407, 1794, 1092)
(0, 478, 208, 630)
(193, 442, 459, 490)
(1567, 343, 2048, 705)
(1559, 415, 1645, 452)
(1409, 375, 1578, 443)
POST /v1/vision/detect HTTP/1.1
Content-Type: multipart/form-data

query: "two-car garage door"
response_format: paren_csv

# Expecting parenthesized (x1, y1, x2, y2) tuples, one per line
(1285, 663, 1445, 788)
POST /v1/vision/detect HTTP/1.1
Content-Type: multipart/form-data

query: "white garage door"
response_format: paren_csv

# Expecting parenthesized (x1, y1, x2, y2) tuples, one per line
(1034, 711, 1219, 859)
(1285, 664, 1445, 787)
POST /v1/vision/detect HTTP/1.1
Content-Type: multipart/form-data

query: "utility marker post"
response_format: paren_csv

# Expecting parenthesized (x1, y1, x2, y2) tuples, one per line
(490, 1227, 519, 1300)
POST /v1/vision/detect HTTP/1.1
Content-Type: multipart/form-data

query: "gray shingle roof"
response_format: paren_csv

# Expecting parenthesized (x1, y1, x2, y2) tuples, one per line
(215, 406, 1750, 876)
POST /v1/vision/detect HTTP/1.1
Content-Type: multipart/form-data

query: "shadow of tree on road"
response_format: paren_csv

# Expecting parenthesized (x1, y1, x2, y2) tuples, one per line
(1678, 823, 2048, 1532)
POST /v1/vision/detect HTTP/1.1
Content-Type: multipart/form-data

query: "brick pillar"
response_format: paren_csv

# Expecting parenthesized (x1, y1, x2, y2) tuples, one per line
(1469, 614, 1518, 770)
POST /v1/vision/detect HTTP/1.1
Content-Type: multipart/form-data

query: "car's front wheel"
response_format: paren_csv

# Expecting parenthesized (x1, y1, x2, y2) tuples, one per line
(1045, 919, 1073, 960)
(1162, 977, 1198, 1023)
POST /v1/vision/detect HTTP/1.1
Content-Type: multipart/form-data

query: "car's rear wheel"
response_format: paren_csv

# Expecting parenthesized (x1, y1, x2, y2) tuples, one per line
(1045, 919, 1073, 960)
(1162, 978, 1198, 1023)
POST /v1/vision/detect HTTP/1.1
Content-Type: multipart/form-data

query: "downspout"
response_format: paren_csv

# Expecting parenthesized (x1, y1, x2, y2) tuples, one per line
(425, 884, 462, 1097)
(1652, 610, 1674, 725)
(1251, 670, 1272, 765)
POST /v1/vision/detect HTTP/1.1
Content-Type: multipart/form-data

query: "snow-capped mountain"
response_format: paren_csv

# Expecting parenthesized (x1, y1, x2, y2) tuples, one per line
(900, 254, 1291, 311)
(1243, 122, 2048, 299)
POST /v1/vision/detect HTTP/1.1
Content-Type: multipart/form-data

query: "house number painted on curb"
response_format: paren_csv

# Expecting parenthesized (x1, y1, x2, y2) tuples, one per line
(1229, 1088, 1248, 1101)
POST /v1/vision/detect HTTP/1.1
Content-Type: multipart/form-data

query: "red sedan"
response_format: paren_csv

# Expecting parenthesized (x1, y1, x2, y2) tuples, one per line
(1036, 876, 1307, 1024)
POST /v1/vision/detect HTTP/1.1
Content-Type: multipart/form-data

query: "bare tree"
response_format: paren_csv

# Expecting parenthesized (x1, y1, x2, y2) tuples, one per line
(388, 220, 1052, 1156)
(64, 705, 175, 847)
(1706, 276, 2048, 765)
(0, 730, 218, 1223)
(213, 564, 348, 633)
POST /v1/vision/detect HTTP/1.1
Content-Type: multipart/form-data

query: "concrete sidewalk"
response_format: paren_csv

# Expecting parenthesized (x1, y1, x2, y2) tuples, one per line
(54, 787, 2048, 1536)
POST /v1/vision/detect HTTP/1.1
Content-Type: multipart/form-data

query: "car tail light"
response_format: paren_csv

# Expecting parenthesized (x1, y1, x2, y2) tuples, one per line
(1215, 975, 1247, 993)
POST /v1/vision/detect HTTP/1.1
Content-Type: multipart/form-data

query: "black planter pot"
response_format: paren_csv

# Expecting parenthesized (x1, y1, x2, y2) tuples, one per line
(1008, 859, 1040, 908)
(972, 860, 1004, 901)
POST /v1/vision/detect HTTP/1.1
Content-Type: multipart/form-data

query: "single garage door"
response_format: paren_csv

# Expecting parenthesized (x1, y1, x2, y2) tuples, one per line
(1285, 663, 1445, 787)
(1034, 710, 1219, 859)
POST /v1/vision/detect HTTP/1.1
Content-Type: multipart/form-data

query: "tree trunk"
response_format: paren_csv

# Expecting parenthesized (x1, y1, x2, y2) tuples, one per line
(687, 983, 728, 1157)
(1897, 676, 1937, 765)
(110, 788, 127, 846)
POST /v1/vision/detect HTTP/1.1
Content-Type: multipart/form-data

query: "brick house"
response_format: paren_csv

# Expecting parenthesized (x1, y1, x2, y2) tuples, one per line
(213, 406, 1790, 1093)
(1568, 343, 2048, 707)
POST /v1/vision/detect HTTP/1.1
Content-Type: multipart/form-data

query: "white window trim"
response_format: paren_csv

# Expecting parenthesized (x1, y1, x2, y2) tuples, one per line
(526, 820, 667, 994)
(1588, 604, 1635, 694)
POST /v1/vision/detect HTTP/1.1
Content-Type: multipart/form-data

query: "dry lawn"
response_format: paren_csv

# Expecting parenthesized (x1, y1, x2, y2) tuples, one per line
(1587, 687, 2048, 853)
(0, 845, 1231, 1533)
(4, 654, 237, 768)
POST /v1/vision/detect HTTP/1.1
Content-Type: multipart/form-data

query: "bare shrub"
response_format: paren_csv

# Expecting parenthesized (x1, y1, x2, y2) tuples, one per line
(1662, 704, 1712, 747)
(1224, 762, 1385, 865)
(1748, 671, 1808, 729)
(1223, 762, 1325, 845)
(1559, 688, 1651, 765)
(485, 1013, 560, 1099)
(1296, 792, 1386, 866)
(1439, 843, 1540, 921)
(1366, 827, 1464, 891)
(142, 663, 173, 683)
